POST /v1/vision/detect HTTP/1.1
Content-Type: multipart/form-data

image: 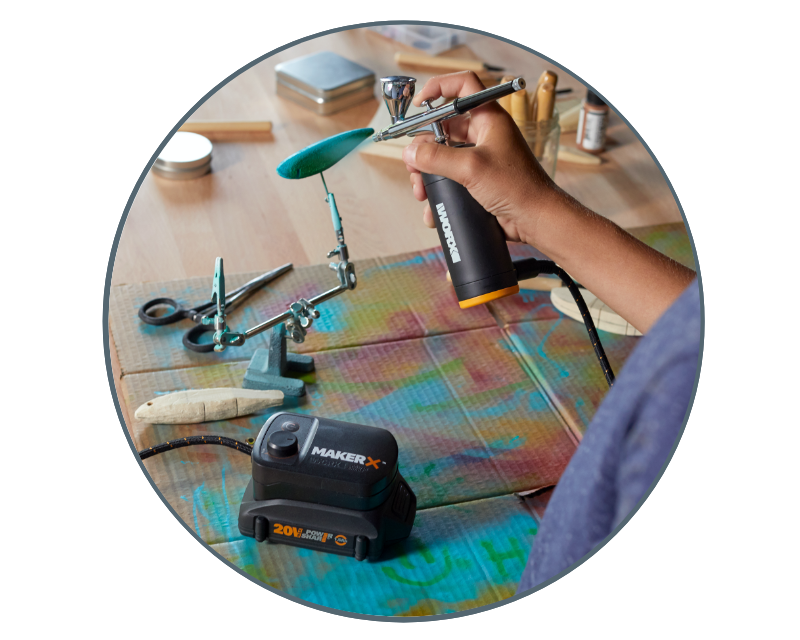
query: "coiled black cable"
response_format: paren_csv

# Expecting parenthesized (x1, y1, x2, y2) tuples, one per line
(513, 258, 616, 387)
(139, 435, 253, 460)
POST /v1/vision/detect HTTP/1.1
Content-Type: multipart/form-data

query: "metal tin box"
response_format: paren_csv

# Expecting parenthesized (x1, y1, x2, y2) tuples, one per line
(152, 132, 212, 180)
(275, 51, 375, 115)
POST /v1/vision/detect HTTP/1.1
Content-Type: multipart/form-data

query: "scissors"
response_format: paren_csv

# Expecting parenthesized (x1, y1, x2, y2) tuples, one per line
(138, 263, 293, 352)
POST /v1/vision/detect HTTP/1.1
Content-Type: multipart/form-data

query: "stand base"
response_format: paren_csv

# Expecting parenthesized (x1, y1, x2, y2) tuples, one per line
(242, 324, 314, 397)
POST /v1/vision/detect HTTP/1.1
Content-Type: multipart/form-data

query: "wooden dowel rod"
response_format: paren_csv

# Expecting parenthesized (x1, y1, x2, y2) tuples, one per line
(179, 121, 273, 134)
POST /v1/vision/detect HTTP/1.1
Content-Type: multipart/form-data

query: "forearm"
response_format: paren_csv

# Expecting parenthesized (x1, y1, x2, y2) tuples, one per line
(522, 189, 696, 333)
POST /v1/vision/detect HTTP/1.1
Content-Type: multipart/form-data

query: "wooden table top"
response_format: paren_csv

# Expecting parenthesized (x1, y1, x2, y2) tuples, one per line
(107, 26, 686, 454)
(111, 27, 682, 286)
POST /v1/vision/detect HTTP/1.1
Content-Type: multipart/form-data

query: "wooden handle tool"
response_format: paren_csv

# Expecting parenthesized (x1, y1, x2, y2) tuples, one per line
(498, 75, 516, 114)
(511, 89, 529, 124)
(534, 82, 556, 156)
(394, 52, 492, 73)
(179, 121, 273, 136)
(530, 70, 558, 120)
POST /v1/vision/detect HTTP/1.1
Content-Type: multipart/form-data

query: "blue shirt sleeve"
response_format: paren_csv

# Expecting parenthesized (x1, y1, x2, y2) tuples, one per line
(517, 280, 702, 593)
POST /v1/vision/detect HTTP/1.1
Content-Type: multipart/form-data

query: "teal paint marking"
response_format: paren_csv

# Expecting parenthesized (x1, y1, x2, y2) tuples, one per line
(498, 338, 517, 354)
(137, 323, 159, 337)
(479, 537, 528, 579)
(537, 317, 571, 378)
(221, 467, 232, 533)
(276, 128, 374, 179)
(192, 482, 208, 535)
(575, 397, 592, 425)
(527, 391, 551, 412)
(310, 299, 348, 332)
(462, 388, 549, 419)
(382, 548, 454, 587)
(189, 468, 251, 543)
(519, 293, 551, 306)
(486, 435, 524, 451)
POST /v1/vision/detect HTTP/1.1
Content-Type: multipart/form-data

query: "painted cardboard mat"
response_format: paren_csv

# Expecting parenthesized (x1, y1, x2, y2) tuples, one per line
(114, 221, 692, 614)
(109, 249, 497, 376)
(506, 319, 640, 436)
(213, 494, 538, 617)
(129, 327, 578, 530)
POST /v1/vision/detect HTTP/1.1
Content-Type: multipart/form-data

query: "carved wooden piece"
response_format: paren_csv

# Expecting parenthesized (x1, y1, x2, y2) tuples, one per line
(134, 388, 284, 424)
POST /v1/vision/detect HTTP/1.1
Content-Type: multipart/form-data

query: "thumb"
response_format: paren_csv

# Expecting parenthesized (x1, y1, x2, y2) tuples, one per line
(402, 141, 480, 188)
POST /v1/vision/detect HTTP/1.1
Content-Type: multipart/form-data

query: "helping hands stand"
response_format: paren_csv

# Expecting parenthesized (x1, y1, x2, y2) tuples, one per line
(204, 174, 357, 395)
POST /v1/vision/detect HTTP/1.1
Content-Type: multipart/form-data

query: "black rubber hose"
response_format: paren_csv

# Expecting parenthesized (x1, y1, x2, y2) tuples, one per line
(139, 436, 253, 460)
(513, 258, 616, 387)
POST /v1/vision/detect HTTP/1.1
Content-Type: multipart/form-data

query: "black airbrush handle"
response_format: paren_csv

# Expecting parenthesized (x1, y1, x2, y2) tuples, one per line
(422, 146, 518, 309)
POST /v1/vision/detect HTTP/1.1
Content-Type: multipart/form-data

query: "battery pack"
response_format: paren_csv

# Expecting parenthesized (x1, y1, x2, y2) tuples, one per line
(238, 412, 416, 561)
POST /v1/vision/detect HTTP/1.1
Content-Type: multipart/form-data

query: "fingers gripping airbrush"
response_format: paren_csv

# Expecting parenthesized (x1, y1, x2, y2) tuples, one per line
(375, 76, 527, 308)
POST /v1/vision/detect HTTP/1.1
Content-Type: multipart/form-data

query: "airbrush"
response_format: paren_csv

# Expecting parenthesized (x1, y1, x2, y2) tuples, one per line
(375, 76, 527, 309)
(375, 75, 614, 385)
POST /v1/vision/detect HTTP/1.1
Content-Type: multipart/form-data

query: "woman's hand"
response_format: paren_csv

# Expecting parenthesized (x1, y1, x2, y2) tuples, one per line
(401, 71, 696, 333)
(402, 71, 559, 245)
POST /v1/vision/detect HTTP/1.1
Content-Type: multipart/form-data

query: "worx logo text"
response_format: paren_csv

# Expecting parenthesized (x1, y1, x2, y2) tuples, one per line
(436, 203, 461, 264)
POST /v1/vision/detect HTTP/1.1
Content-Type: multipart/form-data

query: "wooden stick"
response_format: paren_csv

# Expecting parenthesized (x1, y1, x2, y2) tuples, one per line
(511, 89, 529, 124)
(530, 70, 558, 120)
(534, 82, 556, 156)
(394, 52, 486, 73)
(557, 145, 602, 165)
(179, 121, 273, 135)
(498, 75, 515, 114)
(536, 83, 556, 122)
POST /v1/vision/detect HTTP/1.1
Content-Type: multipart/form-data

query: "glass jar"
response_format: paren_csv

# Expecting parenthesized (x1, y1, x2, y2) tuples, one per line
(515, 109, 560, 179)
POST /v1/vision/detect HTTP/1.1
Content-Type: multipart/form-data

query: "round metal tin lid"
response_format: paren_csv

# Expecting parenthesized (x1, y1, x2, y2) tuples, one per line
(155, 131, 212, 170)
